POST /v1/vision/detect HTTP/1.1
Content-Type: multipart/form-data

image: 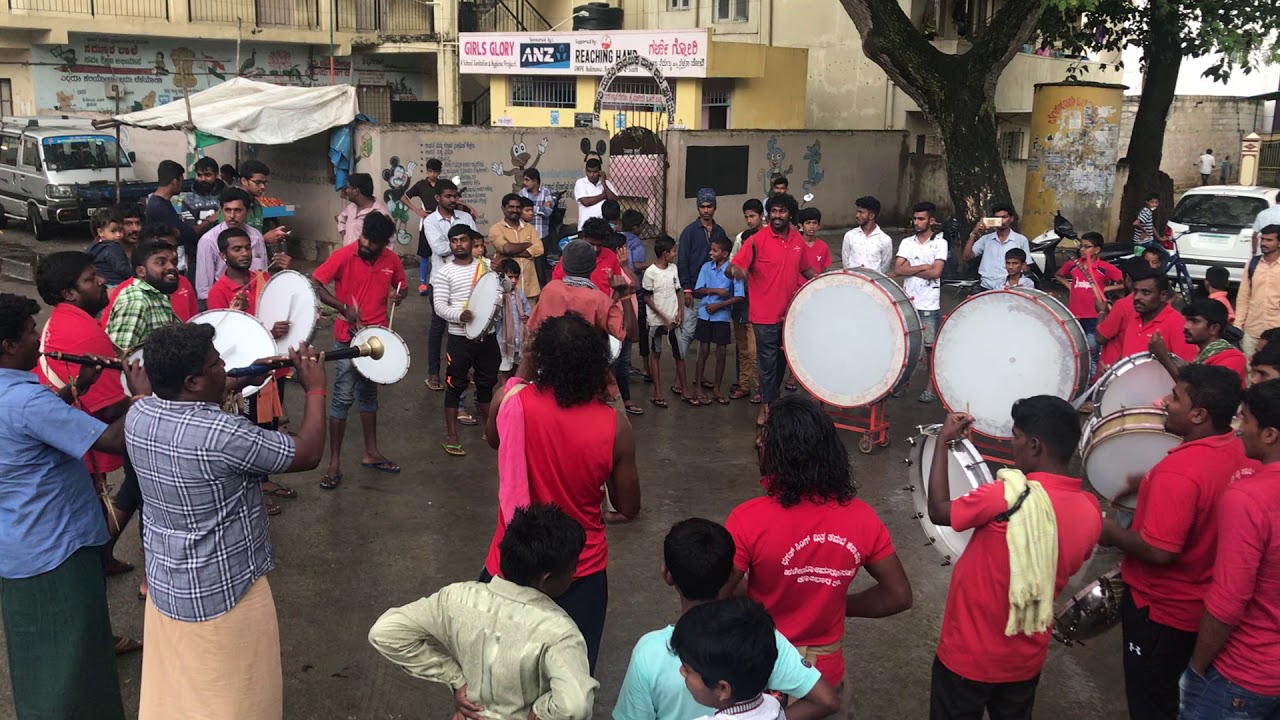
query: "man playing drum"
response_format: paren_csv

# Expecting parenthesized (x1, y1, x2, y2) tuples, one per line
(726, 193, 817, 427)
(434, 224, 502, 457)
(309, 213, 406, 489)
(927, 397, 1102, 719)
(1095, 268, 1196, 365)
(1148, 299, 1248, 387)
(1098, 364, 1257, 720)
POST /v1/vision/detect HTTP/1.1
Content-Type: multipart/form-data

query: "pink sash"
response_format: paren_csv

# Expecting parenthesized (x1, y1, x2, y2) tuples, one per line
(496, 377, 531, 524)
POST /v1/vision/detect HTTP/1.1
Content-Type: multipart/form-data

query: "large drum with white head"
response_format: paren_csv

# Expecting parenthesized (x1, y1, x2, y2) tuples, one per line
(257, 269, 318, 355)
(784, 269, 923, 408)
(933, 288, 1089, 438)
(909, 424, 995, 563)
(464, 272, 504, 340)
(1094, 352, 1174, 417)
(189, 309, 278, 398)
(350, 326, 411, 385)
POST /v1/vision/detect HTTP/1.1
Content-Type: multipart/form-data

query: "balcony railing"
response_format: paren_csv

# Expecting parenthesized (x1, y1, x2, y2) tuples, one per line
(187, 0, 320, 28)
(341, 0, 434, 34)
(459, 0, 551, 33)
(7, 0, 168, 18)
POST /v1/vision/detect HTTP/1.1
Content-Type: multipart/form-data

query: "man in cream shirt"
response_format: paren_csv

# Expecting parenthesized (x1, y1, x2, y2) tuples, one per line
(841, 195, 893, 274)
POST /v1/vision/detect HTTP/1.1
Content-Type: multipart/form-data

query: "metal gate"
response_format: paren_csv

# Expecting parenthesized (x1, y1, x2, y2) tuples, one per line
(1259, 135, 1280, 188)
(608, 126, 667, 240)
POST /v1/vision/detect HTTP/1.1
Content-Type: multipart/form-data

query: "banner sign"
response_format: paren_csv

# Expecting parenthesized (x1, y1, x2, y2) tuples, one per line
(459, 30, 709, 78)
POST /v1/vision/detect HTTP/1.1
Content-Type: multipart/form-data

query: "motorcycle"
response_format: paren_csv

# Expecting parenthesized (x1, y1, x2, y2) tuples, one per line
(1029, 210, 1133, 285)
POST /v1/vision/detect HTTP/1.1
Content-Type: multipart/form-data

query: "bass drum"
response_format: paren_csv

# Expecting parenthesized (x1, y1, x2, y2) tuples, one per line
(1081, 407, 1177, 510)
(1095, 352, 1174, 417)
(189, 309, 278, 398)
(933, 288, 1089, 439)
(908, 425, 995, 564)
(784, 269, 923, 408)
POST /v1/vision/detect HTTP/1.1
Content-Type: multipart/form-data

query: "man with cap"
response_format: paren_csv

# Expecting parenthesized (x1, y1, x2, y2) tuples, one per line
(1149, 299, 1249, 387)
(676, 189, 729, 392)
(335, 172, 391, 248)
(551, 218, 624, 295)
(525, 239, 635, 398)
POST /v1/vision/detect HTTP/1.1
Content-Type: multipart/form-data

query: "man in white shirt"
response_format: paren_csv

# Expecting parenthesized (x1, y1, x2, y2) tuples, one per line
(574, 158, 617, 229)
(841, 196, 893, 274)
(1252, 198, 1280, 256)
(962, 202, 1030, 291)
(422, 178, 478, 391)
(1198, 149, 1216, 185)
(895, 201, 948, 403)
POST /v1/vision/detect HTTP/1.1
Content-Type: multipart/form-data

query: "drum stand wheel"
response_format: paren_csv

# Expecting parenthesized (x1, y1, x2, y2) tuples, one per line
(820, 400, 890, 454)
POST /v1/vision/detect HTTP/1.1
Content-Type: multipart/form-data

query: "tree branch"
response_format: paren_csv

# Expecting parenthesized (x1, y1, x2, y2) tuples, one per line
(967, 0, 1054, 91)
(839, 0, 948, 111)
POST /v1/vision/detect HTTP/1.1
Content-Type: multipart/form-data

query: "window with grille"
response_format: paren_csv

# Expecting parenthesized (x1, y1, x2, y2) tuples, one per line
(601, 79, 674, 113)
(1000, 130, 1026, 160)
(715, 0, 747, 21)
(510, 76, 577, 109)
(702, 80, 732, 129)
(670, 0, 689, 9)
(357, 85, 392, 124)
(0, 80, 12, 118)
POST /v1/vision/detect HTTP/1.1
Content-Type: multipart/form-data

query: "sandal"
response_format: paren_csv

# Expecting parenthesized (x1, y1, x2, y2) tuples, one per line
(457, 412, 479, 427)
(319, 473, 343, 490)
(624, 404, 644, 415)
(785, 381, 798, 391)
(442, 442, 466, 457)
(715, 396, 730, 405)
(730, 387, 750, 400)
(266, 502, 282, 516)
(425, 377, 445, 391)
(684, 396, 704, 406)
(105, 558, 134, 576)
(701, 380, 715, 390)
(113, 636, 143, 656)
(361, 460, 401, 473)
(750, 393, 762, 404)
(670, 385, 685, 397)
(262, 481, 297, 499)
(649, 398, 668, 408)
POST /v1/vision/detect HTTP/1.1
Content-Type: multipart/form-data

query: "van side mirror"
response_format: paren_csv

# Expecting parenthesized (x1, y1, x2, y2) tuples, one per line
(127, 151, 136, 162)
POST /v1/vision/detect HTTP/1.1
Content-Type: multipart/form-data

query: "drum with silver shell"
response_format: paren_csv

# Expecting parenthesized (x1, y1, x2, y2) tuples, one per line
(189, 309, 278, 398)
(463, 272, 505, 340)
(933, 288, 1089, 439)
(1053, 569, 1128, 646)
(350, 326, 411, 385)
(257, 269, 319, 355)
(906, 424, 995, 564)
(784, 269, 923, 407)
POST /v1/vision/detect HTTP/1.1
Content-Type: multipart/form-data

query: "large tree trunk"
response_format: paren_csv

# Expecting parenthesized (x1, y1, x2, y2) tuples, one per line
(928, 81, 1014, 231)
(1115, 0, 1183, 245)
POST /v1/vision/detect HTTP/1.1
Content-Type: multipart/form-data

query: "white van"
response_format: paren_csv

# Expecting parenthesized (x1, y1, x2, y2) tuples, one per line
(0, 117, 154, 241)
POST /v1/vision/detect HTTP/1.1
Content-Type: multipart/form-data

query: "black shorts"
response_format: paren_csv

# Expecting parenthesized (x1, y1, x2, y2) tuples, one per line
(649, 325, 682, 361)
(445, 334, 501, 409)
(694, 319, 732, 346)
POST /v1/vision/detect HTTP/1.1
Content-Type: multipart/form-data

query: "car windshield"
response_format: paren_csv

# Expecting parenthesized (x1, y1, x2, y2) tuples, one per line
(41, 135, 130, 171)
(1171, 194, 1269, 228)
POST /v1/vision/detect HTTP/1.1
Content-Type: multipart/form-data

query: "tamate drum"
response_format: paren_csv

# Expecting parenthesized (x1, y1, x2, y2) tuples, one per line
(908, 424, 995, 563)
(464, 272, 504, 340)
(1080, 407, 1177, 510)
(1094, 352, 1173, 417)
(932, 288, 1089, 438)
(784, 269, 923, 408)
(257, 269, 319, 355)
(350, 326, 410, 385)
(120, 347, 144, 395)
(189, 309, 278, 398)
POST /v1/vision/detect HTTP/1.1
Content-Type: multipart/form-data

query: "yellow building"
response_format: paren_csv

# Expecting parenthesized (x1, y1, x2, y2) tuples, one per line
(462, 28, 807, 130)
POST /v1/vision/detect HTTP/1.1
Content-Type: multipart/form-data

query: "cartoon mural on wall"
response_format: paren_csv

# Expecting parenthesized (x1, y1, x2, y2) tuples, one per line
(757, 136, 793, 195)
(490, 133, 549, 191)
(382, 156, 418, 247)
(33, 33, 427, 113)
(803, 140, 824, 193)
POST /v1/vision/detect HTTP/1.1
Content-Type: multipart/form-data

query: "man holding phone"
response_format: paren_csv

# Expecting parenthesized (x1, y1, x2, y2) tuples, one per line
(963, 203, 1030, 291)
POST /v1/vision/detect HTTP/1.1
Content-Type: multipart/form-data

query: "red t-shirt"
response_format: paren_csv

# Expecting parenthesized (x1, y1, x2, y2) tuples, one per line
(312, 243, 407, 343)
(1123, 433, 1260, 632)
(799, 239, 832, 288)
(730, 225, 815, 325)
(206, 271, 269, 315)
(1204, 348, 1248, 387)
(1100, 301, 1196, 365)
(1057, 258, 1121, 319)
(1097, 294, 1133, 369)
(1204, 465, 1280, 695)
(35, 303, 127, 474)
(552, 245, 624, 295)
(99, 275, 199, 329)
(936, 472, 1102, 684)
(726, 491, 895, 686)
(485, 385, 617, 579)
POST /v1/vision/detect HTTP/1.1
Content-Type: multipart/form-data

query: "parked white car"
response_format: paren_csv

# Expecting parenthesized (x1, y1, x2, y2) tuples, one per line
(1169, 185, 1280, 285)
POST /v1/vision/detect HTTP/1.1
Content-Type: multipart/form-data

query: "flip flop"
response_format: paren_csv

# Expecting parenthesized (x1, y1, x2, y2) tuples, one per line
(266, 502, 282, 516)
(730, 387, 749, 400)
(650, 398, 668, 408)
(442, 442, 466, 457)
(319, 473, 342, 490)
(113, 636, 143, 656)
(785, 381, 798, 391)
(715, 396, 730, 405)
(361, 460, 401, 473)
(750, 394, 762, 404)
(262, 482, 297, 499)
(105, 558, 135, 576)
(684, 396, 703, 406)
(701, 380, 715, 390)
(425, 378, 445, 391)
(625, 404, 644, 415)
(457, 412, 479, 427)
(670, 385, 685, 396)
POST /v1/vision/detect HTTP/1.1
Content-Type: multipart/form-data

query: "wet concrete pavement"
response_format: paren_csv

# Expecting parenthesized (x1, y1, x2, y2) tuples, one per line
(0, 275, 1128, 719)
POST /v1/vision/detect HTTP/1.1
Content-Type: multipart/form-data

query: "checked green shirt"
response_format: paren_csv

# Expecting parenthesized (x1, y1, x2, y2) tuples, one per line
(106, 280, 178, 352)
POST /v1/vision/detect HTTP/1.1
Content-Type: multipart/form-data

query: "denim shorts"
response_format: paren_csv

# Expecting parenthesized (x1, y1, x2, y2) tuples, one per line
(1179, 665, 1280, 720)
(919, 310, 940, 347)
(329, 340, 378, 421)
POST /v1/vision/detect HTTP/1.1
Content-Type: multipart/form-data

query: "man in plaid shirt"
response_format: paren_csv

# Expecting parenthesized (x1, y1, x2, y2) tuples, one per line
(105, 240, 181, 353)
(126, 322, 328, 719)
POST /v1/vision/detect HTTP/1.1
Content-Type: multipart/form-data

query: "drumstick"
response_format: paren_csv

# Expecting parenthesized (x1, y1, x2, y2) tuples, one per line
(388, 282, 402, 331)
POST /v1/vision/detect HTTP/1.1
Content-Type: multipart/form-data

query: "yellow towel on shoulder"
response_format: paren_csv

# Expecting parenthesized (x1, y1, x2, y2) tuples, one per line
(998, 468, 1058, 636)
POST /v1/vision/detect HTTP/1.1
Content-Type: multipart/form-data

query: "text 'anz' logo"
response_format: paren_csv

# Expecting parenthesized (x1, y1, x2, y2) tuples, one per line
(519, 43, 571, 69)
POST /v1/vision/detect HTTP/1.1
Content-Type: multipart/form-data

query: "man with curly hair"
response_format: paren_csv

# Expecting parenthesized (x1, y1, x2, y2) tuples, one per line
(481, 313, 641, 676)
(724, 395, 912, 713)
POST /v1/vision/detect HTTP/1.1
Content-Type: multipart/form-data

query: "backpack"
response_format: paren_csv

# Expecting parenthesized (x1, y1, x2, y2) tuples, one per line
(1249, 255, 1262, 282)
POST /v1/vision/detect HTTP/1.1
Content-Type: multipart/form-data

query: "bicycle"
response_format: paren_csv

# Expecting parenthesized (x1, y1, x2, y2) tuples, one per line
(1135, 228, 1195, 309)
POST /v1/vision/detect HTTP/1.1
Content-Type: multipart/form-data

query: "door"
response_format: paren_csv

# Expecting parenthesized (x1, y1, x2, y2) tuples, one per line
(0, 133, 19, 218)
(607, 126, 668, 240)
(16, 135, 44, 217)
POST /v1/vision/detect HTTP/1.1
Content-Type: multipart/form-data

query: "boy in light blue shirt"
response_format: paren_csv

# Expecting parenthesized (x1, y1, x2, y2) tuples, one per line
(613, 519, 840, 720)
(689, 236, 744, 406)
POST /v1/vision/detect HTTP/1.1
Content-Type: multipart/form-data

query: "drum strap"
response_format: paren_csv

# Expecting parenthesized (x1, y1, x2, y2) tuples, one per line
(994, 485, 1032, 523)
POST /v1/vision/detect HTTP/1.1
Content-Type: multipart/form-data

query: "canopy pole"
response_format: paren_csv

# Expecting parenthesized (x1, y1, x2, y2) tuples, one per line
(329, 0, 335, 85)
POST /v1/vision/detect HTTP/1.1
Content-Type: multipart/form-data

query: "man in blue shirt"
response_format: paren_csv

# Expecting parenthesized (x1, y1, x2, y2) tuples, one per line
(689, 236, 743, 406)
(961, 202, 1030, 290)
(0, 292, 146, 720)
(677, 188, 729, 391)
(613, 518, 839, 720)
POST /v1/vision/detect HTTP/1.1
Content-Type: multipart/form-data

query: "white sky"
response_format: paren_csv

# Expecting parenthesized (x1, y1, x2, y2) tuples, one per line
(1121, 46, 1280, 97)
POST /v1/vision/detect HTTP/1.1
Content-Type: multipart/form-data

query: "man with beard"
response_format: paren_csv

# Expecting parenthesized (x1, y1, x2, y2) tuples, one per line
(1099, 364, 1258, 720)
(489, 192, 544, 305)
(1149, 299, 1248, 386)
(195, 188, 289, 302)
(118, 202, 144, 249)
(1095, 269, 1196, 365)
(180, 157, 226, 239)
(100, 225, 201, 327)
(726, 193, 817, 426)
(310, 212, 406, 489)
(107, 240, 181, 355)
(423, 178, 477, 392)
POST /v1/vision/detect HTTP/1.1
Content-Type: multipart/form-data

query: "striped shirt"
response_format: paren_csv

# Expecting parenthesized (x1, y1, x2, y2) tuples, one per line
(433, 258, 489, 336)
(1134, 207, 1155, 243)
(520, 186, 555, 240)
(126, 397, 295, 622)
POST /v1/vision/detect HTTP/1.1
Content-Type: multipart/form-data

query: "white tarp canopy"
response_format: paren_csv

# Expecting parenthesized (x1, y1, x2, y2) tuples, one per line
(100, 77, 360, 145)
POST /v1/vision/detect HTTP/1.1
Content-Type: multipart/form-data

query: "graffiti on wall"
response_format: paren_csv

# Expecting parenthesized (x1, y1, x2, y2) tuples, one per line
(803, 140, 824, 193)
(490, 133, 549, 192)
(382, 156, 419, 247)
(1028, 100, 1120, 202)
(757, 137, 794, 196)
(35, 33, 426, 113)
